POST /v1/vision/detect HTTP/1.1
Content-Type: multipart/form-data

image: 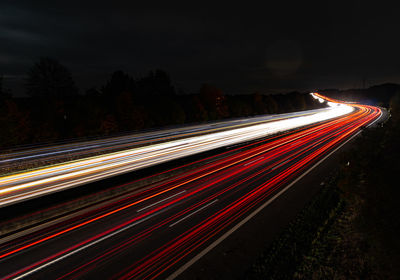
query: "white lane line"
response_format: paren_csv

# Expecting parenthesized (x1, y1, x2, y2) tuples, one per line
(367, 110, 383, 128)
(169, 199, 218, 228)
(7, 110, 379, 280)
(166, 121, 369, 280)
(271, 159, 290, 170)
(137, 190, 186, 213)
(243, 157, 264, 167)
(9, 204, 174, 280)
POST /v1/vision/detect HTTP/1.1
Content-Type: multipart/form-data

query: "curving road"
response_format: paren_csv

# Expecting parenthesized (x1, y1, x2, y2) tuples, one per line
(0, 94, 383, 279)
(0, 103, 352, 207)
(0, 109, 330, 168)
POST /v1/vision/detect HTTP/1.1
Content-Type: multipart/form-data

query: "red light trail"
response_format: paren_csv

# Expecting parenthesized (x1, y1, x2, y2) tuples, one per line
(0, 94, 382, 279)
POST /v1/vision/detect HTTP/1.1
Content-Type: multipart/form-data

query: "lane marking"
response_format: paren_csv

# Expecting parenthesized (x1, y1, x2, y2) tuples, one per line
(243, 157, 264, 167)
(271, 159, 290, 170)
(137, 190, 186, 212)
(366, 109, 383, 128)
(166, 115, 379, 280)
(5, 108, 382, 279)
(7, 204, 174, 280)
(0, 112, 346, 251)
(169, 199, 218, 228)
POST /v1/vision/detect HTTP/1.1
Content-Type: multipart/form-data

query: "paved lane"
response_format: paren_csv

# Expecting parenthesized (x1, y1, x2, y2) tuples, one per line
(0, 96, 381, 279)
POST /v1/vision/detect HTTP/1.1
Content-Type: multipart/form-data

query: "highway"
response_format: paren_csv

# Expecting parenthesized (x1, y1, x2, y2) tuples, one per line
(0, 103, 352, 207)
(0, 94, 382, 279)
(0, 109, 329, 171)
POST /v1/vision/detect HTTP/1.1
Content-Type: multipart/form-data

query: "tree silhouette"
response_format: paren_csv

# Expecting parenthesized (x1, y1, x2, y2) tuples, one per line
(26, 57, 78, 99)
(199, 84, 229, 119)
(253, 92, 267, 115)
(103, 71, 135, 98)
(264, 94, 279, 113)
(137, 69, 175, 100)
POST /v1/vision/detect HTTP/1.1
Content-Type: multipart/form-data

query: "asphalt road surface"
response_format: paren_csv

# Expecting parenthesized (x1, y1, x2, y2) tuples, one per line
(0, 103, 352, 207)
(0, 95, 382, 279)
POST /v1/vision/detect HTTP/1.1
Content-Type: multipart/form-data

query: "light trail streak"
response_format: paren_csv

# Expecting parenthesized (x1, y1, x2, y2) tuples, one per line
(0, 110, 327, 166)
(0, 103, 353, 207)
(0, 99, 369, 257)
(120, 107, 379, 280)
(0, 94, 383, 280)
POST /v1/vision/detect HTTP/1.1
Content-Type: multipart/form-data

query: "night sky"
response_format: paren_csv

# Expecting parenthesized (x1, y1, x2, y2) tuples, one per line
(1, 1, 399, 95)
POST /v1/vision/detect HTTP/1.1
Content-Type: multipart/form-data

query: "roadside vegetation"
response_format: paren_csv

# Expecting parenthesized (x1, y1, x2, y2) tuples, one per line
(247, 92, 400, 279)
(247, 173, 345, 279)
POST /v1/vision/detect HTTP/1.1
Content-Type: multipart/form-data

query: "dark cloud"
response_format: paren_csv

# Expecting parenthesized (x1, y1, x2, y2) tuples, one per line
(1, 0, 400, 95)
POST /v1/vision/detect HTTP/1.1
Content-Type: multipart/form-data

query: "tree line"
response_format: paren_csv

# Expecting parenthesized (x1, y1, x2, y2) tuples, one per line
(0, 57, 324, 148)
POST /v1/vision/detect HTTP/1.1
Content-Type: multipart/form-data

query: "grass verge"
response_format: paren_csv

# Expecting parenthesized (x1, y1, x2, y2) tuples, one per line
(247, 112, 400, 279)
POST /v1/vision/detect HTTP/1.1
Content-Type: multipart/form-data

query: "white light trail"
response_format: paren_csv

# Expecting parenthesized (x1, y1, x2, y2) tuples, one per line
(0, 98, 353, 207)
